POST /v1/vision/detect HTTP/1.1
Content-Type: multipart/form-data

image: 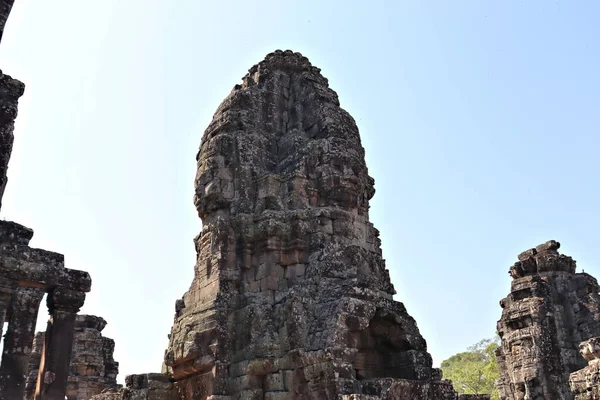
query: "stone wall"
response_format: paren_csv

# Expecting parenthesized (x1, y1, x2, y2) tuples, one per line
(496, 241, 600, 399)
(24, 315, 119, 400)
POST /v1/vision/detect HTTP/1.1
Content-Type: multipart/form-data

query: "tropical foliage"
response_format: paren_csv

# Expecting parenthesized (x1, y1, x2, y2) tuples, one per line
(440, 337, 500, 400)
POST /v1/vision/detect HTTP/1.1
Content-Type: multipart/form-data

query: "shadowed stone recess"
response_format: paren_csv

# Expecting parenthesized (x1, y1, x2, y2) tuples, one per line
(157, 50, 455, 400)
(496, 241, 600, 400)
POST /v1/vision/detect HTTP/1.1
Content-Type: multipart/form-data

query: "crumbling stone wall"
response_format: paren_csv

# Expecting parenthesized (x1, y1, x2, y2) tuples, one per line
(570, 337, 600, 399)
(24, 315, 119, 400)
(496, 241, 600, 400)
(159, 50, 456, 399)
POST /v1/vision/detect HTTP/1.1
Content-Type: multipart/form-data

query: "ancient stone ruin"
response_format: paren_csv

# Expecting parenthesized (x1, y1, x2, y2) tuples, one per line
(0, 220, 91, 400)
(570, 337, 600, 399)
(0, 4, 115, 399)
(87, 50, 460, 400)
(91, 374, 176, 400)
(162, 49, 459, 400)
(496, 241, 600, 400)
(3, 1, 600, 399)
(24, 315, 120, 400)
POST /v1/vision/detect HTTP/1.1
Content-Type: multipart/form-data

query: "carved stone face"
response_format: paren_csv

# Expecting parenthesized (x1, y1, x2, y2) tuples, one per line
(510, 264, 523, 279)
(511, 339, 532, 357)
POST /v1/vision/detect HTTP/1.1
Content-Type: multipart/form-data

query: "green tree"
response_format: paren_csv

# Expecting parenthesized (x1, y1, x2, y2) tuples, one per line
(441, 337, 500, 400)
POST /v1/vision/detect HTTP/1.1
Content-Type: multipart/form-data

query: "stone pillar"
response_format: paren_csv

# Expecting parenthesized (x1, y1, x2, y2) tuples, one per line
(35, 287, 85, 400)
(0, 286, 45, 400)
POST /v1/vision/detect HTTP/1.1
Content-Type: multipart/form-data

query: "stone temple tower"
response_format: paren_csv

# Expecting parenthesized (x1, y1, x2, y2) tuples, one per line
(163, 50, 456, 399)
(496, 241, 600, 400)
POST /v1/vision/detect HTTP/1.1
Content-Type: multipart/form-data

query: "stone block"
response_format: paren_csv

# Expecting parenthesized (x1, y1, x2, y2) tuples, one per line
(264, 392, 292, 400)
(264, 372, 284, 391)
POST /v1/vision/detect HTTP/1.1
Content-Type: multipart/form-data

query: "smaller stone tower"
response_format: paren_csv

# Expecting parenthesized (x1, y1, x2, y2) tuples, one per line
(496, 241, 600, 400)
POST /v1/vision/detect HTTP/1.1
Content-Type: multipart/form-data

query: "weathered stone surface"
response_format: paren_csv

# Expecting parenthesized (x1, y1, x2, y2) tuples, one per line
(24, 315, 120, 400)
(160, 50, 454, 399)
(570, 337, 600, 400)
(496, 241, 600, 400)
(0, 70, 25, 211)
(457, 396, 491, 400)
(89, 373, 177, 400)
(360, 378, 458, 399)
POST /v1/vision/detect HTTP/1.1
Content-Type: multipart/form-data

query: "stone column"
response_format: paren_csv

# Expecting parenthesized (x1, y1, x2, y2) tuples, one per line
(0, 286, 45, 400)
(34, 287, 85, 400)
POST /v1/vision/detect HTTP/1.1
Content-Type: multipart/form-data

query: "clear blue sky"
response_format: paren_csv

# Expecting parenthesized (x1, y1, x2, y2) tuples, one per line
(1, 0, 599, 381)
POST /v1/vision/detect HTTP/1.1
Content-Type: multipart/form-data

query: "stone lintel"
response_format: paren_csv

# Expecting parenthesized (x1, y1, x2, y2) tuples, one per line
(0, 250, 91, 292)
